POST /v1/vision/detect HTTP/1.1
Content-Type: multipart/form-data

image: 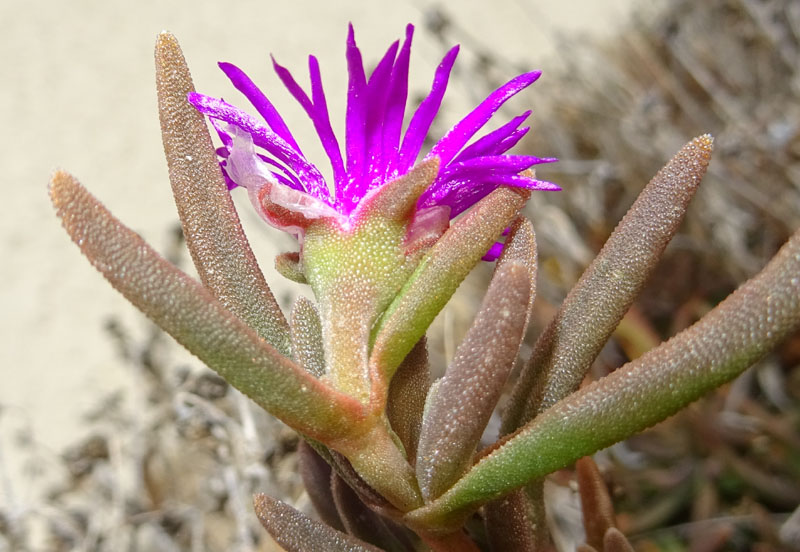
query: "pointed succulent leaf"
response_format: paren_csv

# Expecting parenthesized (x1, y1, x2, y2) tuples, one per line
(276, 251, 308, 283)
(331, 474, 413, 552)
(576, 456, 617, 551)
(603, 528, 635, 552)
(495, 217, 537, 317)
(50, 171, 363, 441)
(253, 494, 382, 552)
(155, 32, 291, 355)
(406, 226, 800, 530)
(291, 297, 326, 377)
(297, 441, 345, 532)
(484, 483, 549, 552)
(503, 135, 714, 434)
(370, 186, 529, 392)
(386, 338, 431, 465)
(416, 260, 532, 501)
(328, 450, 397, 514)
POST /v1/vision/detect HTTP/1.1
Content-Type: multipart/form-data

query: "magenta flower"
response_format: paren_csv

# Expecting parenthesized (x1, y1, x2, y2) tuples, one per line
(188, 24, 557, 258)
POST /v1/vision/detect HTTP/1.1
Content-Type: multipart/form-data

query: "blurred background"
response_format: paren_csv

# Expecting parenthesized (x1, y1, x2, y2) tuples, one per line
(2, 0, 799, 550)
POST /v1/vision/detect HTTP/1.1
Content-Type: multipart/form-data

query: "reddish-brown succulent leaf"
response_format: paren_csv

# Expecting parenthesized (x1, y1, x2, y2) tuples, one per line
(484, 483, 551, 552)
(331, 474, 414, 552)
(328, 450, 397, 515)
(155, 32, 291, 355)
(291, 297, 326, 377)
(576, 456, 617, 551)
(371, 186, 529, 394)
(495, 217, 537, 320)
(253, 493, 382, 552)
(386, 339, 431, 465)
(50, 171, 363, 441)
(503, 135, 714, 435)
(357, 158, 440, 222)
(602, 528, 634, 552)
(416, 261, 531, 501)
(298, 441, 345, 532)
(406, 225, 800, 530)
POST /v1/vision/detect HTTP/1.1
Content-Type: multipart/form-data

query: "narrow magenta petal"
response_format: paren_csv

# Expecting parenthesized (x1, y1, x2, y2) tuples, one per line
(308, 55, 346, 187)
(272, 55, 345, 191)
(454, 110, 531, 161)
(188, 92, 330, 199)
(271, 55, 315, 112)
(482, 241, 505, 261)
(396, 45, 459, 174)
(344, 24, 367, 205)
(197, 24, 557, 229)
(428, 71, 541, 167)
(353, 39, 401, 207)
(493, 126, 530, 155)
(382, 24, 413, 179)
(441, 155, 553, 178)
(218, 61, 302, 153)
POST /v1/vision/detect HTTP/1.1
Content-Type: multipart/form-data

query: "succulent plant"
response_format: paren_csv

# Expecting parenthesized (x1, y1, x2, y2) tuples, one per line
(50, 28, 800, 551)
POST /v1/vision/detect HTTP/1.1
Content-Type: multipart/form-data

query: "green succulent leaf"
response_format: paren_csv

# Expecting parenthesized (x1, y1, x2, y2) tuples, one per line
(406, 225, 800, 530)
(370, 187, 529, 394)
(50, 171, 364, 442)
(155, 32, 291, 355)
(503, 135, 714, 434)
(253, 494, 382, 552)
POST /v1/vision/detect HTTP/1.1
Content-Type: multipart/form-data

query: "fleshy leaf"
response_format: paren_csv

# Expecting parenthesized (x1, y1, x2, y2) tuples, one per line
(331, 474, 413, 552)
(370, 186, 529, 395)
(355, 157, 439, 223)
(276, 250, 307, 283)
(484, 484, 549, 552)
(603, 528, 635, 552)
(297, 441, 345, 532)
(328, 450, 397, 514)
(49, 171, 363, 442)
(576, 457, 617, 551)
(253, 493, 382, 552)
(416, 222, 535, 501)
(503, 135, 714, 435)
(386, 338, 431, 466)
(291, 297, 326, 377)
(154, 32, 291, 355)
(405, 225, 800, 530)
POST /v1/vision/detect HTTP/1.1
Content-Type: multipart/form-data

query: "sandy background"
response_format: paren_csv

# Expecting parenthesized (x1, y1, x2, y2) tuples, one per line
(1, 0, 634, 506)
